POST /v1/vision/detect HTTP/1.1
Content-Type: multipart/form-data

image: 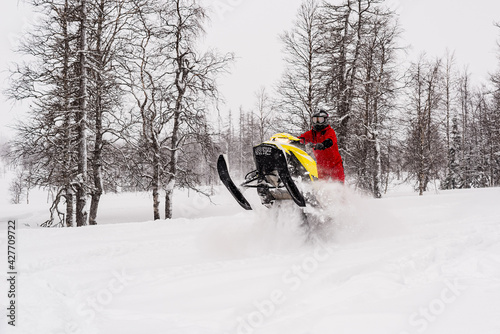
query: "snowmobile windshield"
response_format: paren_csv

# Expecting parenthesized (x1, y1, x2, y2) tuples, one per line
(269, 133, 305, 150)
(273, 137, 292, 144)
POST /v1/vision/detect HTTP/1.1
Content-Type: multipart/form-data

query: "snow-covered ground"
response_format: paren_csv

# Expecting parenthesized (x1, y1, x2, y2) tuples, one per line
(1, 168, 500, 334)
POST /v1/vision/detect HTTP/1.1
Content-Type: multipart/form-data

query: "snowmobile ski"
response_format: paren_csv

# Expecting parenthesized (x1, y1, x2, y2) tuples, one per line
(274, 149, 307, 207)
(217, 155, 252, 210)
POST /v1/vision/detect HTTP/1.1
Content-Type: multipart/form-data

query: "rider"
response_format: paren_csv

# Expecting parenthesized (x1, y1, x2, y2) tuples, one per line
(298, 109, 345, 183)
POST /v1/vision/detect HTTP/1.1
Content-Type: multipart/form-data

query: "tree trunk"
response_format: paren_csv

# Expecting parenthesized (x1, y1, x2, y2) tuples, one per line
(153, 152, 161, 220)
(335, 9, 351, 152)
(66, 187, 74, 227)
(76, 0, 88, 226)
(165, 7, 187, 219)
(89, 165, 102, 225)
(89, 0, 105, 226)
(165, 183, 174, 220)
(63, 0, 75, 227)
(165, 88, 182, 219)
(373, 133, 382, 198)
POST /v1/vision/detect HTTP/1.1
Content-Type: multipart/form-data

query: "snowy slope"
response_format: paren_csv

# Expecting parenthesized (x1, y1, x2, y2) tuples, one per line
(1, 182, 500, 334)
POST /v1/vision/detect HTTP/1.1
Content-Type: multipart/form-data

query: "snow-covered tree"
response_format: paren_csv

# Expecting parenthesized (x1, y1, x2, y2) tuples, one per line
(276, 0, 323, 133)
(349, 5, 401, 197)
(7, 0, 138, 226)
(122, 0, 233, 219)
(86, 0, 133, 225)
(7, 0, 84, 226)
(403, 55, 446, 195)
(319, 0, 387, 153)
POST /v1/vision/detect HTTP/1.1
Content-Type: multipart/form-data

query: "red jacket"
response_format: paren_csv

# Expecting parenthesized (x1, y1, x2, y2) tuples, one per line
(299, 125, 345, 182)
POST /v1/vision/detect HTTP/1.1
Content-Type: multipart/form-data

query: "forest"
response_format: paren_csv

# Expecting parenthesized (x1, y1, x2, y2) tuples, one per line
(2, 0, 500, 226)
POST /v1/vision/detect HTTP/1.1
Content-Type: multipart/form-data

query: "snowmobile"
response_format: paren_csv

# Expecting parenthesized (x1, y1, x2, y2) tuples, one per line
(217, 133, 318, 210)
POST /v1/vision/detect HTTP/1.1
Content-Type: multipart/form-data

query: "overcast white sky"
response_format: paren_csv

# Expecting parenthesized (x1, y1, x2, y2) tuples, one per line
(1, 0, 500, 139)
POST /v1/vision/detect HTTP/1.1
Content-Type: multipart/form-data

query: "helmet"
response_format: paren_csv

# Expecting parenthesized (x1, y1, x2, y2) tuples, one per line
(311, 109, 329, 131)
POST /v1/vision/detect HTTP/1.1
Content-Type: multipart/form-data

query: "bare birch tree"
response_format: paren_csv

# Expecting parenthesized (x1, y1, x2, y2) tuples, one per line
(254, 87, 274, 142)
(404, 55, 445, 195)
(319, 0, 383, 153)
(86, 0, 132, 225)
(351, 6, 400, 197)
(6, 0, 81, 227)
(277, 0, 323, 133)
(75, 0, 89, 226)
(123, 0, 232, 220)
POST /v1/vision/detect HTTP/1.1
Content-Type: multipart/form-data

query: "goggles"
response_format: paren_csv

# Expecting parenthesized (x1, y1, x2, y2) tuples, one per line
(312, 116, 326, 124)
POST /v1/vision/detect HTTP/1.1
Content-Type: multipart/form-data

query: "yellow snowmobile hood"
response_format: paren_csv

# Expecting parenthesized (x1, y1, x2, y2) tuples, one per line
(263, 133, 318, 180)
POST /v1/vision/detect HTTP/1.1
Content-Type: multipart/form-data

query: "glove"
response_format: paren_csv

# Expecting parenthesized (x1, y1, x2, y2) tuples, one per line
(314, 142, 325, 150)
